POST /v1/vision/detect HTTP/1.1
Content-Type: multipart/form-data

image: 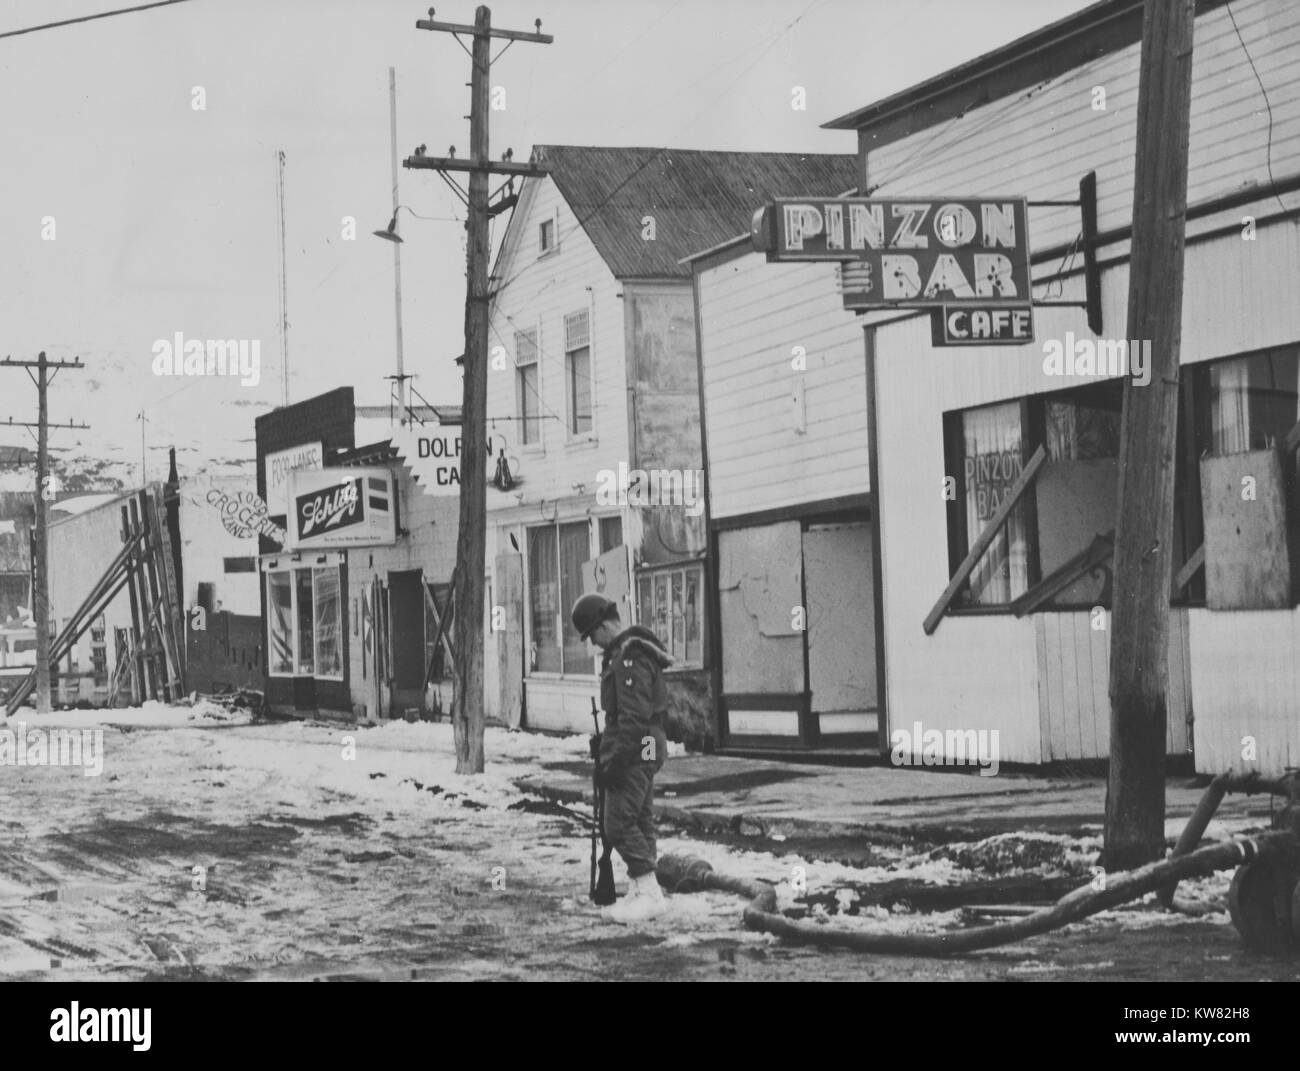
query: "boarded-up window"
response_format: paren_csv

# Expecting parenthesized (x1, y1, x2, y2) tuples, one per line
(718, 523, 802, 694)
(1036, 382, 1121, 608)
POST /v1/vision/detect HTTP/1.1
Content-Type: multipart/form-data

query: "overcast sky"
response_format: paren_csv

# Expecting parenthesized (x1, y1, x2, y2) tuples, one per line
(0, 0, 1095, 484)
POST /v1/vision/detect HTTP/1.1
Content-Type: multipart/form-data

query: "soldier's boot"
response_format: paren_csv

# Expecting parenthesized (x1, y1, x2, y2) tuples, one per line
(606, 873, 667, 924)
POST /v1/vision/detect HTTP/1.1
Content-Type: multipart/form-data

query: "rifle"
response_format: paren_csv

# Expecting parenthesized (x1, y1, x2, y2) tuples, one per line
(590, 697, 616, 905)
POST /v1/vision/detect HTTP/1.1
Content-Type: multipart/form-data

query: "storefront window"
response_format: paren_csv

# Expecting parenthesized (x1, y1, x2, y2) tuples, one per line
(296, 569, 314, 675)
(559, 522, 590, 672)
(268, 571, 293, 675)
(528, 525, 559, 672)
(1208, 348, 1300, 455)
(956, 400, 1030, 606)
(638, 562, 704, 667)
(527, 519, 600, 674)
(1036, 382, 1123, 608)
(313, 567, 342, 679)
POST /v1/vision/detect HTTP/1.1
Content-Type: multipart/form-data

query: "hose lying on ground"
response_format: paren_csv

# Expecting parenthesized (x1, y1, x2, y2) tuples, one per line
(657, 830, 1298, 956)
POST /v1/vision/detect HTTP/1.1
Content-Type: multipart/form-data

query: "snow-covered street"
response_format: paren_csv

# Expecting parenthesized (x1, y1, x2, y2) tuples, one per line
(0, 706, 1294, 981)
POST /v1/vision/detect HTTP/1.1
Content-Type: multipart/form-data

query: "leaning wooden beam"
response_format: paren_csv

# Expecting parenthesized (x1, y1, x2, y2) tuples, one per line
(1011, 529, 1115, 618)
(1174, 542, 1205, 592)
(924, 444, 1048, 635)
(421, 579, 457, 682)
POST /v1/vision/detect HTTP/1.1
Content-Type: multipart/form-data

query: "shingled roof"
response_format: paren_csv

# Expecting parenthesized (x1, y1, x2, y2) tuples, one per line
(530, 145, 860, 279)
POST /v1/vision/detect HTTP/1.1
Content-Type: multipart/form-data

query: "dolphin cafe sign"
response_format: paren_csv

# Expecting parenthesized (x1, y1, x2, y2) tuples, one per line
(751, 197, 1036, 345)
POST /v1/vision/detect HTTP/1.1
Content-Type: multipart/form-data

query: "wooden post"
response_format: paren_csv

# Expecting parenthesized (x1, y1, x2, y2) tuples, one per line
(411, 7, 551, 773)
(1105, 0, 1196, 870)
(33, 353, 51, 712)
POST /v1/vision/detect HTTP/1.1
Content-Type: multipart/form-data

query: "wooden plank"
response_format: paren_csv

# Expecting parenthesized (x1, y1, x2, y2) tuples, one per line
(421, 578, 456, 680)
(1166, 609, 1190, 754)
(1200, 450, 1291, 609)
(924, 444, 1047, 634)
(1034, 616, 1051, 763)
(1086, 613, 1109, 757)
(1174, 543, 1204, 592)
(1045, 614, 1067, 762)
(495, 553, 524, 730)
(149, 487, 187, 694)
(1057, 611, 1083, 760)
(1011, 531, 1114, 617)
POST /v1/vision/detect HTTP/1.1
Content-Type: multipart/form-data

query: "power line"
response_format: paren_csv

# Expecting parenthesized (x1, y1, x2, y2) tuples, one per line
(489, 148, 670, 304)
(1224, 0, 1289, 216)
(0, 0, 196, 40)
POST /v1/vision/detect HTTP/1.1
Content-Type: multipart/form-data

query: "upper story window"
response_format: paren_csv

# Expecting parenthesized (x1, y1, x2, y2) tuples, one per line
(565, 310, 592, 436)
(514, 328, 540, 446)
(539, 217, 556, 256)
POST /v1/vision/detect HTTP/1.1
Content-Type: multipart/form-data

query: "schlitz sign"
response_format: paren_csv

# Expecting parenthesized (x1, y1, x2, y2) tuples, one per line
(286, 466, 397, 549)
(751, 197, 1031, 308)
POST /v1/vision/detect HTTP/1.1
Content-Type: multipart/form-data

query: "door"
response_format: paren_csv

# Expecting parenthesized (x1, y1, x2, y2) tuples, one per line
(804, 521, 877, 741)
(387, 569, 426, 716)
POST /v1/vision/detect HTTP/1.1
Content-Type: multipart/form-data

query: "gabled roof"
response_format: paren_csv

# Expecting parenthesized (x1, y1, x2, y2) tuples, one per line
(531, 145, 860, 279)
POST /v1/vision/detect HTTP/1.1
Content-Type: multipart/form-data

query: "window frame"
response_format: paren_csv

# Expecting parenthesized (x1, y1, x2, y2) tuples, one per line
(514, 326, 541, 448)
(941, 375, 1211, 617)
(564, 309, 594, 440)
(524, 517, 601, 678)
(265, 560, 345, 678)
(636, 560, 705, 669)
(538, 208, 560, 258)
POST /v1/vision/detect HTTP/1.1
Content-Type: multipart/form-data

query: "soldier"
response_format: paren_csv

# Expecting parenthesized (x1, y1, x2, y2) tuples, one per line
(571, 593, 671, 923)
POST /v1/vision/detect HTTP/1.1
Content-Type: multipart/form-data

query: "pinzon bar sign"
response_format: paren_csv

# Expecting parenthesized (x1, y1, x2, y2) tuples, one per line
(752, 197, 1031, 308)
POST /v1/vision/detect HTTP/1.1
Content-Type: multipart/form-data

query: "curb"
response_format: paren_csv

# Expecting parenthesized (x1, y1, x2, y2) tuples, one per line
(512, 776, 974, 845)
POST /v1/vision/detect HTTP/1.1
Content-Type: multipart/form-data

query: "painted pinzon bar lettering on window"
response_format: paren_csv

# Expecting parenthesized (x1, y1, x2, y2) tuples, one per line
(965, 450, 1023, 522)
(752, 197, 1030, 308)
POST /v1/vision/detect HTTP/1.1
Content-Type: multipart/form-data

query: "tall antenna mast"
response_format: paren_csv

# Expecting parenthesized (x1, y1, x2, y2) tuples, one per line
(389, 66, 406, 403)
(276, 148, 290, 407)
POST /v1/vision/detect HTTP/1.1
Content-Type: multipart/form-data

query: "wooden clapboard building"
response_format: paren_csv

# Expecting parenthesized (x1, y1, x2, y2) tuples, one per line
(478, 144, 860, 744)
(734, 0, 1300, 773)
(254, 387, 461, 722)
(687, 241, 877, 751)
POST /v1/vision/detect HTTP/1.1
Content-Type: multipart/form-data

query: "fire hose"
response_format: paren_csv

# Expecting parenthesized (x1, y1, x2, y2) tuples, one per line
(657, 772, 1300, 956)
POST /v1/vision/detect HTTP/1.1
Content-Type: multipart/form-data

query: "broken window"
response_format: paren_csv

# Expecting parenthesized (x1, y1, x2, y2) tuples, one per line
(947, 399, 1032, 606)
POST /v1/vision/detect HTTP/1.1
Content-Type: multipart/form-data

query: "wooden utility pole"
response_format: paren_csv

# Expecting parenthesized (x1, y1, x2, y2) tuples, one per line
(406, 6, 551, 774)
(2, 352, 87, 713)
(1105, 0, 1196, 870)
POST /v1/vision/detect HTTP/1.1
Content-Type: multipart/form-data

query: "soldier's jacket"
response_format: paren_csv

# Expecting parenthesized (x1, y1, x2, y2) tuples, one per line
(599, 625, 672, 781)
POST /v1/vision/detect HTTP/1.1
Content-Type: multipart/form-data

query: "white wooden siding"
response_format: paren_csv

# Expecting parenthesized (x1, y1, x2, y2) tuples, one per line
(865, 0, 1300, 261)
(873, 225, 1300, 769)
(696, 251, 870, 520)
(1190, 608, 1300, 775)
(1035, 610, 1192, 761)
(486, 176, 629, 509)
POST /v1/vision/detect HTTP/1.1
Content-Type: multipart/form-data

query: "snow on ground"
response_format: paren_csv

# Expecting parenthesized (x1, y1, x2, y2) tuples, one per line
(0, 703, 1276, 977)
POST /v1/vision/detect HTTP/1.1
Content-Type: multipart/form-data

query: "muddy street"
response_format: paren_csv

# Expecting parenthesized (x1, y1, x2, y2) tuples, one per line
(0, 710, 1294, 982)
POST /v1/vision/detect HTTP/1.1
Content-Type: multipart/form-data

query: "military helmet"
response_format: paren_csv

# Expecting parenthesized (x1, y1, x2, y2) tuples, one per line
(571, 593, 619, 640)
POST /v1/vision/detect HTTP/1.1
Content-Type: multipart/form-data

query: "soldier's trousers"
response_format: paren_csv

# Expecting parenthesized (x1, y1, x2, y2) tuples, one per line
(604, 764, 657, 879)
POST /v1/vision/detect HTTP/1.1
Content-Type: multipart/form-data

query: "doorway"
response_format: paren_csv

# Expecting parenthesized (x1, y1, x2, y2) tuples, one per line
(387, 569, 426, 716)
